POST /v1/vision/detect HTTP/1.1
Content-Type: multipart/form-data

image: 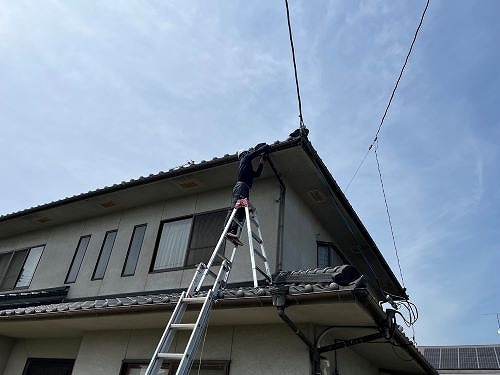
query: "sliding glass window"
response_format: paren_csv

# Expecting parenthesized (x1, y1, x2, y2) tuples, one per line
(65, 236, 91, 283)
(92, 230, 117, 280)
(122, 224, 147, 277)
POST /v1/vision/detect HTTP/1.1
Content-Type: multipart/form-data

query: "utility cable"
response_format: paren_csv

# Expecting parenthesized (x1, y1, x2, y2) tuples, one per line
(374, 143, 406, 290)
(284, 0, 305, 129)
(345, 0, 430, 191)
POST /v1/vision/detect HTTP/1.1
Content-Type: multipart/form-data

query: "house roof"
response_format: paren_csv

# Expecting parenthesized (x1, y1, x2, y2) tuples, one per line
(0, 267, 435, 374)
(0, 132, 406, 298)
(0, 267, 366, 318)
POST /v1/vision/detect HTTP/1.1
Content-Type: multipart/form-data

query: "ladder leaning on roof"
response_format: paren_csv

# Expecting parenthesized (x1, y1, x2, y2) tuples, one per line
(145, 198, 272, 375)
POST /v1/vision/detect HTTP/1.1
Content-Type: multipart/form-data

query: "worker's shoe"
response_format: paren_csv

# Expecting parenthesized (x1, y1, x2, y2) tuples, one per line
(225, 233, 243, 246)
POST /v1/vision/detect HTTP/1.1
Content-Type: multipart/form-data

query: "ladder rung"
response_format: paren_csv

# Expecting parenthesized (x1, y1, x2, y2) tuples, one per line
(183, 296, 206, 304)
(251, 231, 263, 244)
(255, 266, 272, 281)
(250, 217, 259, 227)
(207, 269, 218, 279)
(158, 353, 184, 360)
(253, 248, 266, 260)
(215, 253, 232, 266)
(171, 323, 196, 330)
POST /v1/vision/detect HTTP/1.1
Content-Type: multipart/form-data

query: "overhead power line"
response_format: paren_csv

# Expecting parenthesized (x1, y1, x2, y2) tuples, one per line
(284, 0, 305, 129)
(345, 0, 431, 191)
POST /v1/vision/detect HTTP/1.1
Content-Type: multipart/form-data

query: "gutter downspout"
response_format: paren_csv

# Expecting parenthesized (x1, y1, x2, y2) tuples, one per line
(271, 286, 322, 375)
(267, 156, 286, 273)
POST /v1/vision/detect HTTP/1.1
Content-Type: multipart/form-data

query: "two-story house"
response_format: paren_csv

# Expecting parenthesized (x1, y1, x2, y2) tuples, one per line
(0, 133, 436, 374)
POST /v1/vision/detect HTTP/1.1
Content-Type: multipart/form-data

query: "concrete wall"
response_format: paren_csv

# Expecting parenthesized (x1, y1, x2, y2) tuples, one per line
(281, 187, 339, 271)
(0, 336, 13, 375)
(0, 178, 282, 298)
(2, 337, 81, 375)
(0, 323, 389, 375)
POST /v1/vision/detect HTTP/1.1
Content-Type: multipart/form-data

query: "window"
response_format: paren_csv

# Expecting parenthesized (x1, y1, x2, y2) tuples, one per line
(151, 210, 227, 272)
(122, 224, 147, 276)
(317, 242, 345, 268)
(120, 361, 229, 375)
(92, 230, 117, 280)
(65, 235, 91, 284)
(0, 245, 45, 291)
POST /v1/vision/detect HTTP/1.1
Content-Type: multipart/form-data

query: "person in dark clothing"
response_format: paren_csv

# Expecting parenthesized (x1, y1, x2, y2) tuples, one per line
(225, 143, 270, 245)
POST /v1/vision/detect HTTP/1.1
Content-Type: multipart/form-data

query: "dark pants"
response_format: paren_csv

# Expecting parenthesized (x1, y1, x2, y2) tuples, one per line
(226, 181, 250, 235)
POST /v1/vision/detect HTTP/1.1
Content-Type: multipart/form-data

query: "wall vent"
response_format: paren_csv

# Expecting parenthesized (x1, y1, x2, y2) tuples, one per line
(176, 179, 200, 189)
(99, 201, 116, 208)
(308, 189, 327, 203)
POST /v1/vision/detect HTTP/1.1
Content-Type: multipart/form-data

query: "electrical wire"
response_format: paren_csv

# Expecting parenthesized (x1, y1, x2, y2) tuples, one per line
(374, 144, 406, 290)
(284, 0, 305, 129)
(345, 0, 431, 192)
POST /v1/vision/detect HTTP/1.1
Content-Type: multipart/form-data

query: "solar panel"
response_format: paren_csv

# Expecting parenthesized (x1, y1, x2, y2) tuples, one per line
(459, 347, 478, 369)
(441, 347, 458, 369)
(477, 346, 499, 369)
(423, 348, 440, 368)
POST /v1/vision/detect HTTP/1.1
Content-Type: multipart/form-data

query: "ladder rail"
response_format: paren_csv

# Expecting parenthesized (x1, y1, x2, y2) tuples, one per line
(245, 206, 259, 287)
(147, 199, 271, 375)
(195, 208, 237, 292)
(145, 291, 188, 375)
(251, 213, 272, 277)
(176, 261, 228, 374)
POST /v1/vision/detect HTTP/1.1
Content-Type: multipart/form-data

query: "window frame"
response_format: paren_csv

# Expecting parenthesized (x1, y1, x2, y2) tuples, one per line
(0, 244, 46, 291)
(92, 229, 118, 280)
(119, 359, 230, 375)
(150, 208, 227, 273)
(65, 235, 91, 284)
(121, 224, 148, 277)
(316, 241, 348, 268)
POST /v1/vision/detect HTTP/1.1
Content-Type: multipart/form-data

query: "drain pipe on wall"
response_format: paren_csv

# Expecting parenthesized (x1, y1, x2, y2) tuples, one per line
(270, 286, 323, 375)
(267, 157, 286, 273)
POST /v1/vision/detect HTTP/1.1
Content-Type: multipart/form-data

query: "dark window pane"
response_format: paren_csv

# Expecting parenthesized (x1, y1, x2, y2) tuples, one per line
(65, 236, 91, 283)
(0, 253, 13, 287)
(317, 243, 344, 268)
(16, 245, 45, 288)
(93, 230, 117, 280)
(122, 361, 227, 374)
(187, 210, 227, 266)
(122, 225, 147, 276)
(0, 250, 28, 290)
(317, 245, 330, 268)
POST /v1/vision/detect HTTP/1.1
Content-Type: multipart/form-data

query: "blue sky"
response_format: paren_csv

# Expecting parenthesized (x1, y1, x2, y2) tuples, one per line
(0, 1, 498, 345)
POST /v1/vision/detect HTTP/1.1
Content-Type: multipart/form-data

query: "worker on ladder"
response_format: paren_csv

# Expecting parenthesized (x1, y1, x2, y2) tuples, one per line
(225, 143, 270, 246)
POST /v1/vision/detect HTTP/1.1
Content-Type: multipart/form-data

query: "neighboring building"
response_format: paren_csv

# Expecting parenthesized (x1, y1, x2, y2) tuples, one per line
(0, 134, 436, 374)
(420, 345, 500, 374)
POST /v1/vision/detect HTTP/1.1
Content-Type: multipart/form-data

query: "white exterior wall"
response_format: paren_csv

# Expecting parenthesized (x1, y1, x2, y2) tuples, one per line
(0, 178, 280, 298)
(1, 324, 384, 375)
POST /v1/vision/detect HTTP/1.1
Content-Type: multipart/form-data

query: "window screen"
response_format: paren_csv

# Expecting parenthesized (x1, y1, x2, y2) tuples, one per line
(93, 230, 117, 280)
(66, 235, 91, 283)
(15, 245, 44, 288)
(122, 224, 147, 276)
(186, 210, 227, 266)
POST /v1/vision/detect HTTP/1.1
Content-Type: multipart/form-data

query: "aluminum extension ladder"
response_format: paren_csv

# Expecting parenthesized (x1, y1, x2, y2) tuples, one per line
(145, 198, 272, 375)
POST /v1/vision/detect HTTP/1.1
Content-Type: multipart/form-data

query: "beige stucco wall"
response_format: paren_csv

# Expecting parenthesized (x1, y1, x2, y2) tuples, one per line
(2, 337, 81, 375)
(0, 323, 387, 375)
(0, 336, 13, 375)
(282, 187, 338, 271)
(0, 178, 282, 298)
